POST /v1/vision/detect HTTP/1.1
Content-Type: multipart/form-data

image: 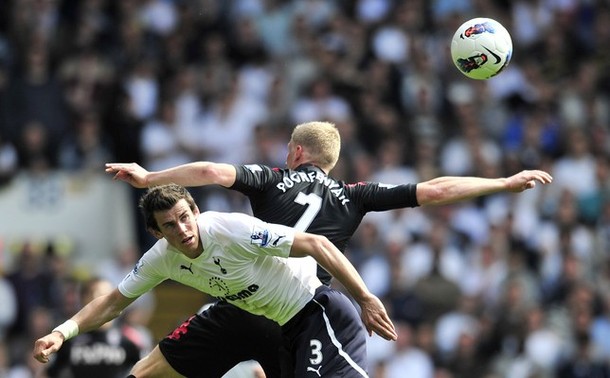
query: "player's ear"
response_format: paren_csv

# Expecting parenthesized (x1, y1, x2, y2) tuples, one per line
(147, 227, 164, 240)
(293, 144, 304, 162)
(193, 205, 200, 217)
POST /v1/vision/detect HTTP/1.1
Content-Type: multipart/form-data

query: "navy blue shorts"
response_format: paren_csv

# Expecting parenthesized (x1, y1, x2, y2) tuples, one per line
(282, 286, 368, 378)
(158, 286, 368, 378)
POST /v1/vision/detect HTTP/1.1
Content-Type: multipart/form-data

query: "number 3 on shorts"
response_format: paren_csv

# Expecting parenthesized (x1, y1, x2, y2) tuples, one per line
(309, 339, 323, 365)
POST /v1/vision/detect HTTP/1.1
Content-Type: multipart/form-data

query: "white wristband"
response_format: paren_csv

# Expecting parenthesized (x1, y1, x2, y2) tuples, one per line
(52, 319, 79, 341)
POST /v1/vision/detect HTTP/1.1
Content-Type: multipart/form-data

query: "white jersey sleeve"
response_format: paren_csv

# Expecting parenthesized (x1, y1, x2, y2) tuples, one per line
(118, 239, 170, 298)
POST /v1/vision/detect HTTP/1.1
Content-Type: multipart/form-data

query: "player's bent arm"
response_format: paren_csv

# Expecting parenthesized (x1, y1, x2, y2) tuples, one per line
(416, 170, 553, 206)
(290, 232, 397, 341)
(105, 161, 237, 188)
(33, 289, 136, 363)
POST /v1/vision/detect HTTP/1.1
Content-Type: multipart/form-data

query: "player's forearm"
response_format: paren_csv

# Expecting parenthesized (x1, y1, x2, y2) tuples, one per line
(417, 176, 508, 206)
(69, 294, 124, 334)
(309, 236, 370, 301)
(146, 162, 211, 186)
(147, 162, 236, 187)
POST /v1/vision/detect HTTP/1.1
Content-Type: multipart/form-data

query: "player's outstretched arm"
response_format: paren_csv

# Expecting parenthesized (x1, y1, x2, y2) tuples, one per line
(105, 162, 238, 188)
(290, 232, 398, 341)
(416, 169, 553, 206)
(33, 289, 135, 363)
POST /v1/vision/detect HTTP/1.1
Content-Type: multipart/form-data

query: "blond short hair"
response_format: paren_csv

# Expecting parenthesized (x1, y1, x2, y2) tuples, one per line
(290, 121, 341, 170)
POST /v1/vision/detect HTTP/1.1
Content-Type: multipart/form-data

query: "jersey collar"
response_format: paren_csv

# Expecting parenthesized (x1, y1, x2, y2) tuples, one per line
(295, 163, 327, 175)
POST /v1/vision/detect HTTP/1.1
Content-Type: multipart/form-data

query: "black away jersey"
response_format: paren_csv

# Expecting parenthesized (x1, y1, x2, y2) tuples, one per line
(231, 164, 419, 284)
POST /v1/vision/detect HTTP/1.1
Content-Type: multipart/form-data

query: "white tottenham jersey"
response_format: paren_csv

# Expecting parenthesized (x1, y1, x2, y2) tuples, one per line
(118, 211, 322, 325)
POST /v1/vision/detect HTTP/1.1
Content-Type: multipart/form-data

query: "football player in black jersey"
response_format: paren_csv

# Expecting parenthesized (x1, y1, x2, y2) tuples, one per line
(106, 121, 552, 377)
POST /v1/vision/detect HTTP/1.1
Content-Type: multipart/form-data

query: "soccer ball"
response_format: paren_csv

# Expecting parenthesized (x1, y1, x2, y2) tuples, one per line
(450, 17, 513, 80)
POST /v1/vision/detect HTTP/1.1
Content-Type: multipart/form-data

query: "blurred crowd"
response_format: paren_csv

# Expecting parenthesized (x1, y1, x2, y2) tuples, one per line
(2, 0, 610, 377)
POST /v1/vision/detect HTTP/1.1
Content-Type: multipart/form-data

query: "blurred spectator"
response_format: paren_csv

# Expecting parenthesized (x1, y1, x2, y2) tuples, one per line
(0, 130, 17, 185)
(521, 305, 565, 375)
(124, 60, 160, 122)
(59, 111, 114, 172)
(0, 272, 17, 340)
(290, 76, 352, 124)
(6, 242, 55, 338)
(556, 332, 610, 378)
(354, 221, 391, 297)
(138, 0, 178, 37)
(487, 262, 540, 364)
(547, 128, 598, 208)
(58, 47, 116, 116)
(403, 220, 465, 289)
(538, 190, 595, 300)
(385, 321, 434, 378)
(103, 86, 144, 164)
(400, 36, 444, 121)
(412, 244, 462, 324)
(165, 68, 206, 156)
(140, 97, 191, 171)
(590, 291, 610, 360)
(5, 42, 70, 155)
(110, 9, 160, 70)
(15, 120, 57, 172)
(197, 32, 234, 101)
(370, 6, 410, 65)
(460, 240, 508, 306)
(57, 0, 114, 54)
(249, 124, 287, 167)
(370, 138, 418, 186)
(355, 0, 392, 26)
(439, 105, 502, 177)
(9, 307, 54, 378)
(254, 0, 297, 59)
(435, 295, 480, 360)
(197, 77, 266, 163)
(45, 277, 145, 378)
(226, 14, 268, 66)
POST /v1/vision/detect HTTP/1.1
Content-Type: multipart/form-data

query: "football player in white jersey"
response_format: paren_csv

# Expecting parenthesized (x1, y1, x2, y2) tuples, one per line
(33, 184, 397, 377)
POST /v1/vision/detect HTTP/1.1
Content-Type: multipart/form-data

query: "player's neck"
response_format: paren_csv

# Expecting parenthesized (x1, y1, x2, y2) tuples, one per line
(295, 163, 328, 175)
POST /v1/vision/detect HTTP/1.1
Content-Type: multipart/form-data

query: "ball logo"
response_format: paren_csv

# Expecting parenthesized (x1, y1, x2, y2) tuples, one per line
(451, 17, 513, 80)
(462, 21, 496, 38)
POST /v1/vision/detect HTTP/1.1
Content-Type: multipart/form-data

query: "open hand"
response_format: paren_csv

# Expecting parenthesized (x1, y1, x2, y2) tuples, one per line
(506, 170, 553, 192)
(358, 294, 397, 341)
(105, 162, 150, 188)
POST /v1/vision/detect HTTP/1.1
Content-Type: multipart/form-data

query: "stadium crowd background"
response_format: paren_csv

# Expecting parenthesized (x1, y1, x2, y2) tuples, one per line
(1, 0, 610, 377)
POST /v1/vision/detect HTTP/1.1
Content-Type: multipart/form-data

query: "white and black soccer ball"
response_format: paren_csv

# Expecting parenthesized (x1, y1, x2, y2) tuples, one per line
(450, 17, 513, 80)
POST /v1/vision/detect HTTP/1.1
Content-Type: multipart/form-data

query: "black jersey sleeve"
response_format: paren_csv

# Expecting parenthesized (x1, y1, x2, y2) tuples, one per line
(346, 182, 419, 212)
(230, 164, 278, 194)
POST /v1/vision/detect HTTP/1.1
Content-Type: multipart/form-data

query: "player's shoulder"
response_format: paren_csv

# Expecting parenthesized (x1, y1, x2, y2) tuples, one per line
(234, 163, 285, 186)
(342, 180, 377, 192)
(199, 211, 256, 234)
(239, 163, 282, 175)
